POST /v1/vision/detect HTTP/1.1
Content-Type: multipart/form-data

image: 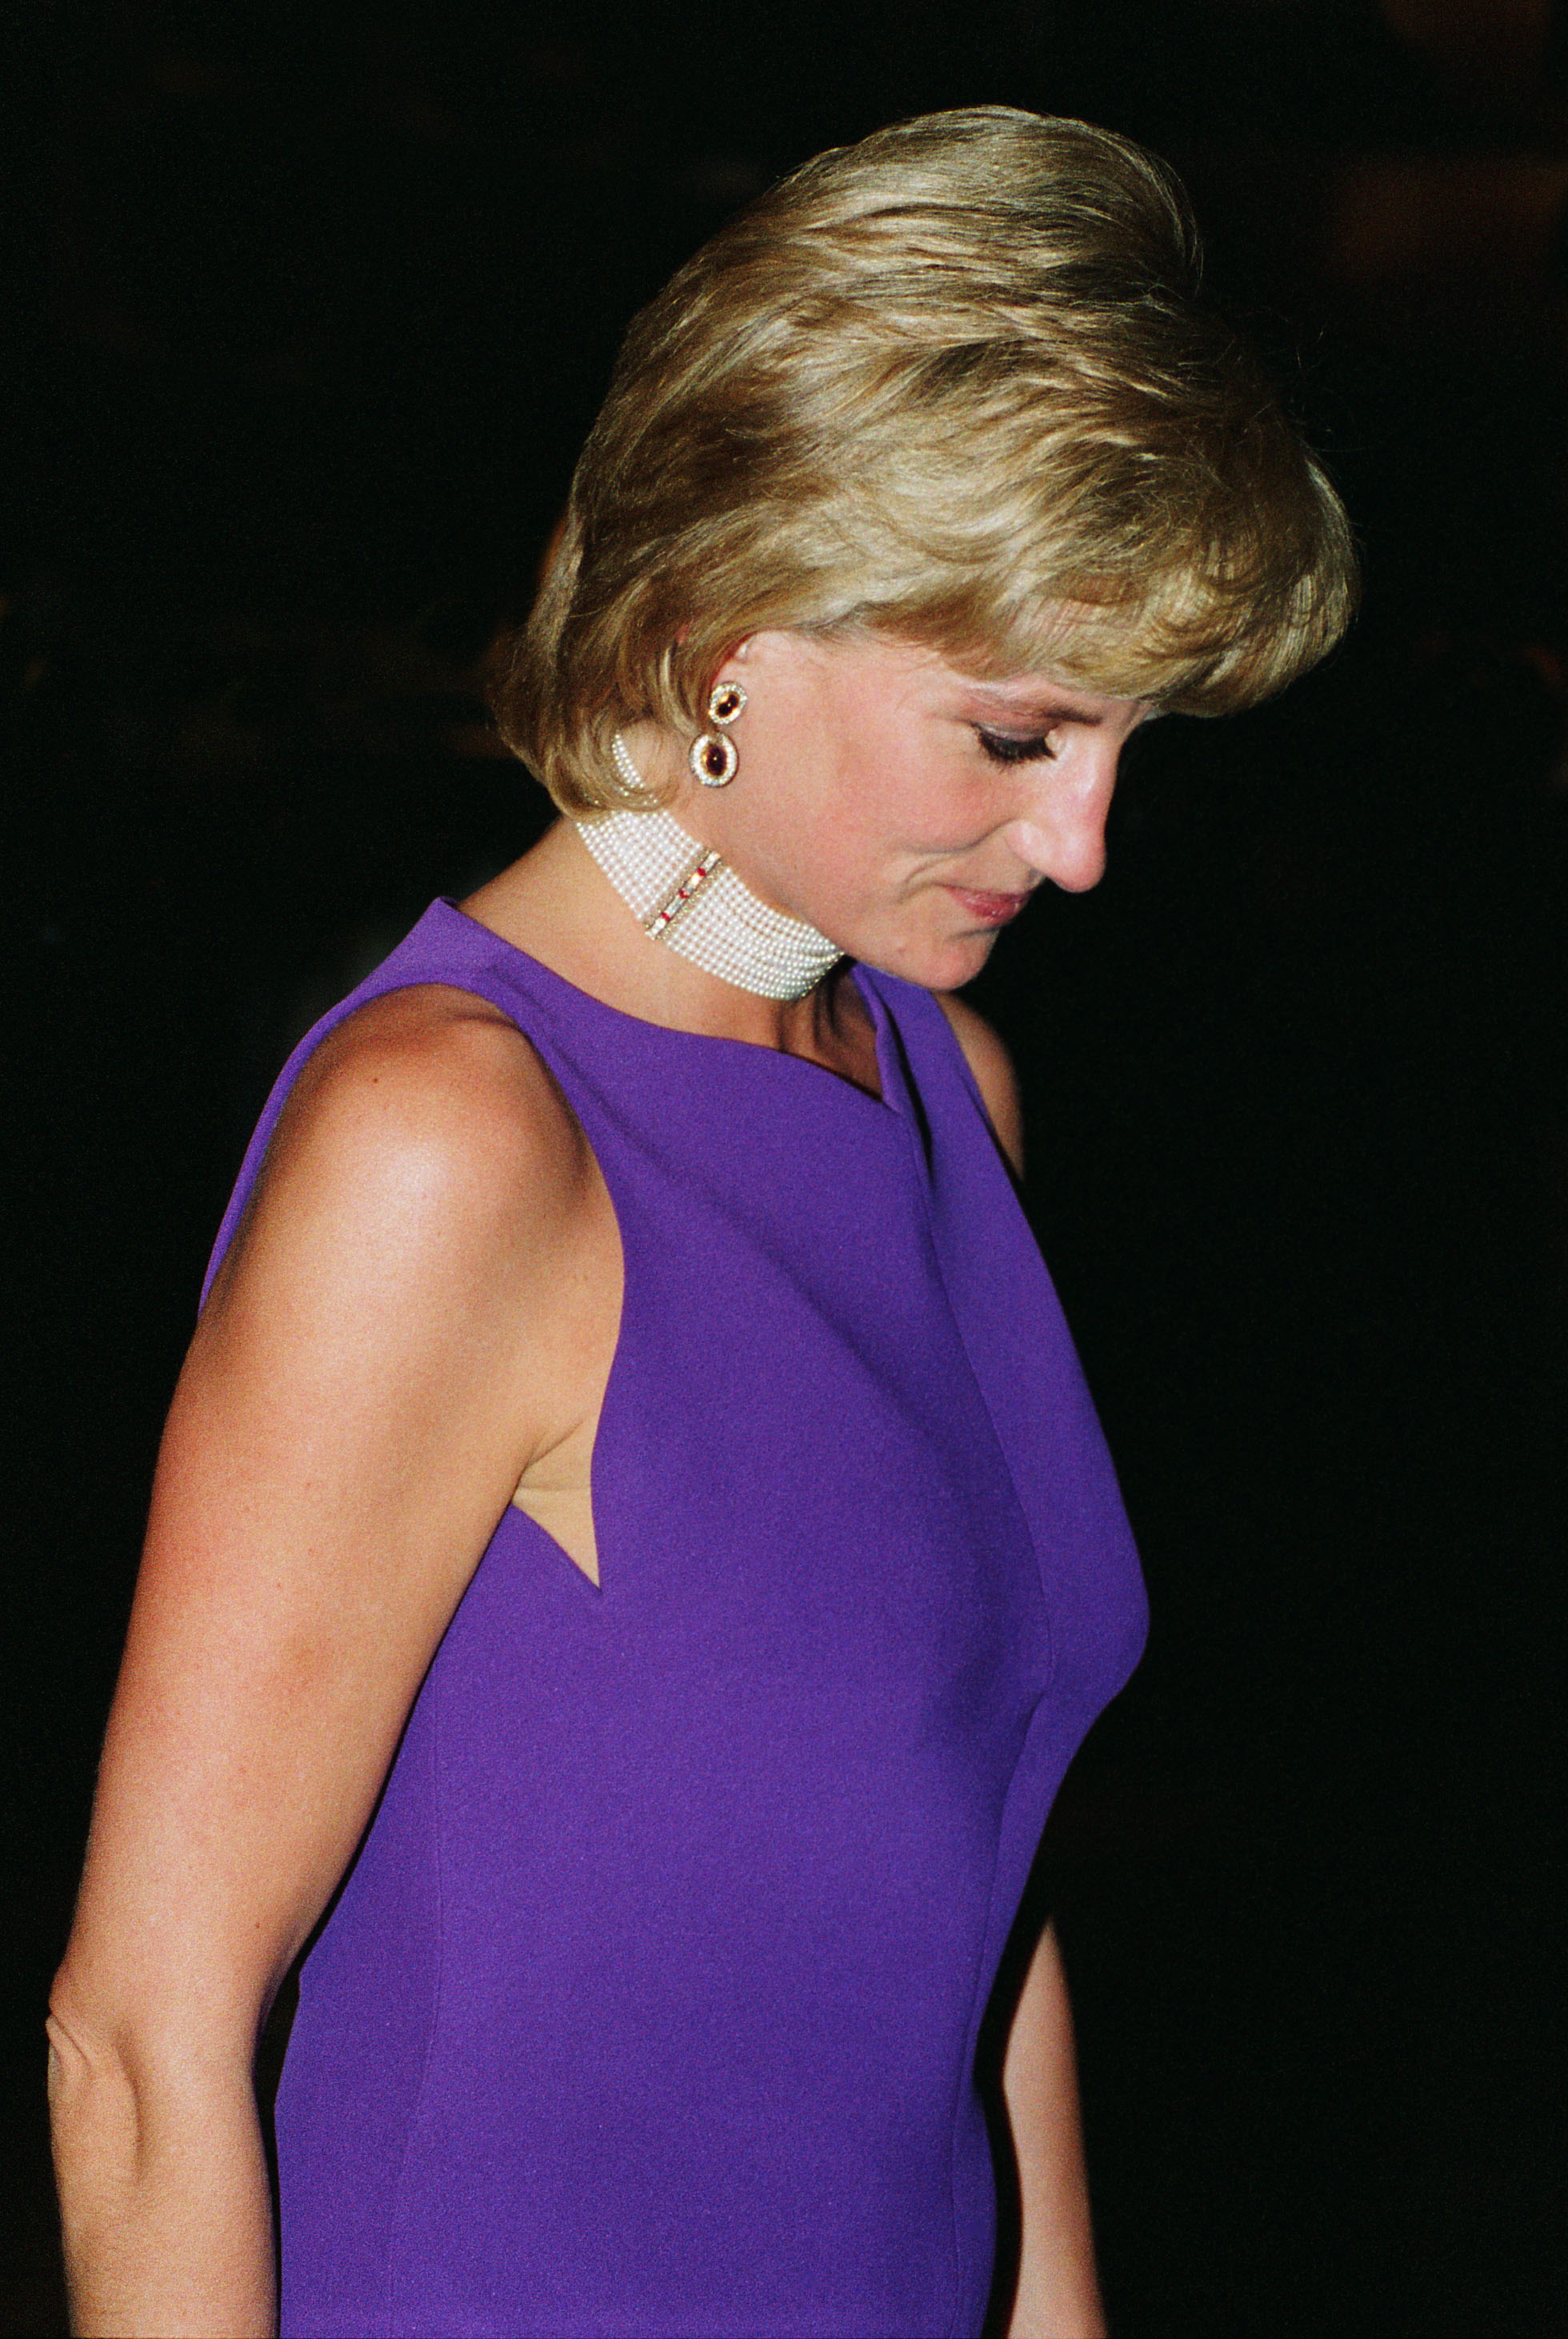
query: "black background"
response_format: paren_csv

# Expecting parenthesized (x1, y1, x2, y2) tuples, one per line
(2, 5, 1563, 2333)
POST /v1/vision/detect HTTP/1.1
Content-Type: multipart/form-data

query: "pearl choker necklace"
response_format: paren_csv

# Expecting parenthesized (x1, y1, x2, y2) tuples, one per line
(574, 734, 843, 1002)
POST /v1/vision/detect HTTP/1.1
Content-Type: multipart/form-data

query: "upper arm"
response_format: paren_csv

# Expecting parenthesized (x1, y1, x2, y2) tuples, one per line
(55, 990, 588, 2064)
(936, 992, 1025, 1174)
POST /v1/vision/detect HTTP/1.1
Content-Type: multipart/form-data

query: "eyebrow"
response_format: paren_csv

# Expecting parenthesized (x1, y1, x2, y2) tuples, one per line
(960, 683, 1107, 727)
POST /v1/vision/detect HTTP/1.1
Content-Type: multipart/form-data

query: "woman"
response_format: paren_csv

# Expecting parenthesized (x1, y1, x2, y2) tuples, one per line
(49, 109, 1354, 2339)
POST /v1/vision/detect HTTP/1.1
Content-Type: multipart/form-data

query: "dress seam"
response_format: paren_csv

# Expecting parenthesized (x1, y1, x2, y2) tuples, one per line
(866, 979, 1056, 2339)
(877, 990, 1058, 1696)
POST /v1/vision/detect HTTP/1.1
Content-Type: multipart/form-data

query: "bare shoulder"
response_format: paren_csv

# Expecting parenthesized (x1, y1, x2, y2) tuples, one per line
(206, 982, 594, 1329)
(934, 992, 1024, 1174)
(286, 982, 580, 1185)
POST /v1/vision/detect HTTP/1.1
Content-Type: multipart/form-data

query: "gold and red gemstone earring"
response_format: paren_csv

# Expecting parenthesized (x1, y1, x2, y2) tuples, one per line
(689, 680, 746, 786)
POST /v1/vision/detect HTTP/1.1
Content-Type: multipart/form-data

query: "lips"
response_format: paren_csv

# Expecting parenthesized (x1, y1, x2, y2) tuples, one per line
(944, 886, 1033, 926)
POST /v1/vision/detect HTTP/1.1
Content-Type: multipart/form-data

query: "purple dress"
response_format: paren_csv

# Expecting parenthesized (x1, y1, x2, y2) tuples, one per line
(203, 900, 1146, 2338)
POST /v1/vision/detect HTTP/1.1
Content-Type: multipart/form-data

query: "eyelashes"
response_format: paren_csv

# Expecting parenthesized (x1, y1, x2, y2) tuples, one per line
(976, 727, 1058, 766)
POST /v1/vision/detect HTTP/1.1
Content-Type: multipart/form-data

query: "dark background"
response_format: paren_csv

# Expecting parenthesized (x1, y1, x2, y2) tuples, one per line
(2, 3, 1564, 2332)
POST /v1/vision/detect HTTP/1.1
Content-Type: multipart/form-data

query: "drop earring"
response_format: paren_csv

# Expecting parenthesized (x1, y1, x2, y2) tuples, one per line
(689, 679, 746, 787)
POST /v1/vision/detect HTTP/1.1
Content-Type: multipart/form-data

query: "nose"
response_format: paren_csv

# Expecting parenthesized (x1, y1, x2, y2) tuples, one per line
(1002, 741, 1120, 893)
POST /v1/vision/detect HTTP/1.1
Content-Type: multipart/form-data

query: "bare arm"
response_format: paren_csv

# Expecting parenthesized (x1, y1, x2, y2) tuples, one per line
(48, 990, 602, 2336)
(937, 998, 1105, 2334)
(936, 989, 1026, 1171)
(1001, 1923, 1106, 2339)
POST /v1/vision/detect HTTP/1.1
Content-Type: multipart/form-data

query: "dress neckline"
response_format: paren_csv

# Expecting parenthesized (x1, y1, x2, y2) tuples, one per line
(431, 897, 910, 1122)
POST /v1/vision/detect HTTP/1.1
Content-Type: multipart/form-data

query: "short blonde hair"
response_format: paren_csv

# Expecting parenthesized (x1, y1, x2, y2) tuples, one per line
(491, 107, 1358, 817)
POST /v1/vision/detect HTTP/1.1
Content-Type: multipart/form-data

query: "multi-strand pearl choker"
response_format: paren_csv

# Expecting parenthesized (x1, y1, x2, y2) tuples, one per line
(574, 734, 843, 1002)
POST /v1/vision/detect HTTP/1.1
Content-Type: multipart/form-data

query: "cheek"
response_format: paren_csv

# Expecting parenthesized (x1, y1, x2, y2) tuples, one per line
(778, 757, 891, 861)
(755, 727, 984, 888)
(836, 740, 972, 832)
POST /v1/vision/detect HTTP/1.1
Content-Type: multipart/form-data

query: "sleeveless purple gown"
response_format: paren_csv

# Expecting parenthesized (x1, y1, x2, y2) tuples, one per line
(202, 899, 1146, 2338)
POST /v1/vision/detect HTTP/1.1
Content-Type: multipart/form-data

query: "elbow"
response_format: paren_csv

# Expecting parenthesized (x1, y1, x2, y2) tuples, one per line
(46, 1962, 277, 2337)
(50, 1965, 124, 2122)
(47, 1965, 146, 2223)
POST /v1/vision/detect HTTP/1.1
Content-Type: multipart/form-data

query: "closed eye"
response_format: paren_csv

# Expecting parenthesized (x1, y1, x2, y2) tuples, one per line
(976, 726, 1058, 766)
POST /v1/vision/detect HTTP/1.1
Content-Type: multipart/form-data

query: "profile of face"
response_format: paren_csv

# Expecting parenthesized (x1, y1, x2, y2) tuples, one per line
(654, 631, 1154, 992)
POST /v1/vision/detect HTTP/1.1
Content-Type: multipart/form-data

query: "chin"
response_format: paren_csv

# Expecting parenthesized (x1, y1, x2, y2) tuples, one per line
(935, 934, 1001, 990)
(858, 926, 998, 993)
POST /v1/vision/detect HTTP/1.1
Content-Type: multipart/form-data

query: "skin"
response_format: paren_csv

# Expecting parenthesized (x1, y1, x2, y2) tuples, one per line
(49, 629, 1146, 2337)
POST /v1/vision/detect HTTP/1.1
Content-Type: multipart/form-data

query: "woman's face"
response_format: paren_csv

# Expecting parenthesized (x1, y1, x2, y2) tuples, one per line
(666, 630, 1155, 991)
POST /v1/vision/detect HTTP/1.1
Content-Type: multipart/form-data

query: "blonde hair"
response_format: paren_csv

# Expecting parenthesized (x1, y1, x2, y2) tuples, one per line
(491, 107, 1358, 817)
